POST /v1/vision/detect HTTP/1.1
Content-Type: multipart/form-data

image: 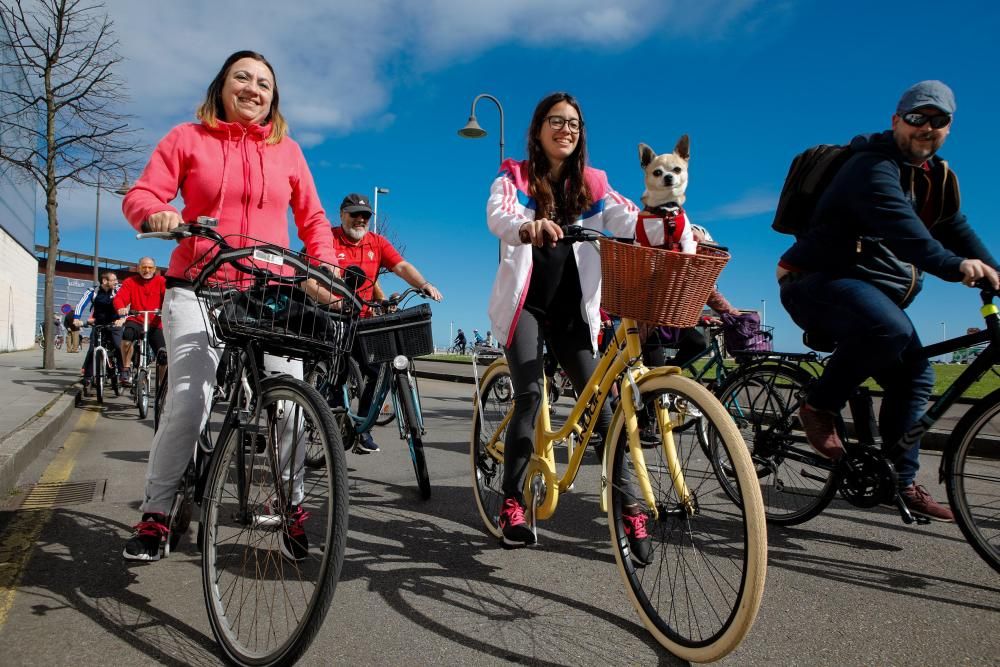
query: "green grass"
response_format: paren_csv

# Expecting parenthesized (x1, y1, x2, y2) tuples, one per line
(425, 352, 1000, 399)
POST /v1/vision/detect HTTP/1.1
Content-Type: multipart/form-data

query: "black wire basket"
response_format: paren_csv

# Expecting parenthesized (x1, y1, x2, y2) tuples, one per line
(355, 304, 434, 364)
(187, 240, 357, 362)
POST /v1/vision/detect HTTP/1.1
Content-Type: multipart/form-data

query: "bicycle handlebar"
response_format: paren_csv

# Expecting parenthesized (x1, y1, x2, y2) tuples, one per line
(135, 216, 360, 312)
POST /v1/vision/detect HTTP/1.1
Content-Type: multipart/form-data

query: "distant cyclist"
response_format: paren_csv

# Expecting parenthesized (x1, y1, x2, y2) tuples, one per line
(453, 328, 467, 354)
(114, 257, 166, 386)
(75, 270, 125, 387)
(473, 329, 485, 346)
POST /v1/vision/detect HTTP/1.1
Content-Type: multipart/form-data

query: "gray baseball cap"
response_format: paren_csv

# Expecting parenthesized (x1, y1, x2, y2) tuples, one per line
(896, 80, 956, 115)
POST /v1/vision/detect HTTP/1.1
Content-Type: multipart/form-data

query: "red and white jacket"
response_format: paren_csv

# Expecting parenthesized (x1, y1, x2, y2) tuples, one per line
(487, 159, 648, 350)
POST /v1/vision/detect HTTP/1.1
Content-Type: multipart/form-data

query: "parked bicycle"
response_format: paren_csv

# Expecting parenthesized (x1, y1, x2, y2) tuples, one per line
(711, 282, 1000, 574)
(470, 228, 766, 662)
(138, 217, 355, 666)
(308, 286, 436, 499)
(34, 323, 64, 350)
(81, 324, 121, 403)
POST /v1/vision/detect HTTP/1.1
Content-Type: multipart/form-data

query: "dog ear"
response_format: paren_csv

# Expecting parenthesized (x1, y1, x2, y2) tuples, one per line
(638, 143, 656, 168)
(674, 134, 690, 161)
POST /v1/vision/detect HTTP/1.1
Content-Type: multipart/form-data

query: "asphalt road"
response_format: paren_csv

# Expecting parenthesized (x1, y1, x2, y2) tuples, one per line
(0, 378, 997, 666)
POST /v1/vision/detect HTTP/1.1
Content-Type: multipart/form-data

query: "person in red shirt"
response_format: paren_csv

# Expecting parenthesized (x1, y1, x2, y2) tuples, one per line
(114, 256, 167, 385)
(332, 193, 442, 453)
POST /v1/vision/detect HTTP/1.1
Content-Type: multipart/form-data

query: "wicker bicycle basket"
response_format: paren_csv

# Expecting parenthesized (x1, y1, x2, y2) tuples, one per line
(600, 240, 730, 327)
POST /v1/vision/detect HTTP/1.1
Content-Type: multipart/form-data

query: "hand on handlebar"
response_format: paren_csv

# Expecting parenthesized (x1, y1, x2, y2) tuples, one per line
(422, 284, 443, 302)
(959, 259, 1000, 289)
(518, 218, 563, 247)
(144, 211, 184, 233)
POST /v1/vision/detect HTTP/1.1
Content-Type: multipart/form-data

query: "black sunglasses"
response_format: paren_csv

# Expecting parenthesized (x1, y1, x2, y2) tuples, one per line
(347, 211, 372, 221)
(901, 112, 952, 129)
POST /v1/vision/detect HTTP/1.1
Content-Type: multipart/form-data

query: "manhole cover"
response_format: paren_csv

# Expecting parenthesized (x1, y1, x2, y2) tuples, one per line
(18, 479, 107, 510)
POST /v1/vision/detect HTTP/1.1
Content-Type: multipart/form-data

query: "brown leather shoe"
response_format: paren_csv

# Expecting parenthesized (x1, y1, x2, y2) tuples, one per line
(798, 403, 845, 461)
(900, 484, 954, 522)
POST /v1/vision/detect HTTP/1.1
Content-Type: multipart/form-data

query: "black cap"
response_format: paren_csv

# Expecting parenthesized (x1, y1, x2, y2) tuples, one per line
(340, 193, 373, 214)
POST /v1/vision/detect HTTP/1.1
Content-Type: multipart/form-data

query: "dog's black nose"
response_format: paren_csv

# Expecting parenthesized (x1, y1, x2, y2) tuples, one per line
(663, 175, 674, 186)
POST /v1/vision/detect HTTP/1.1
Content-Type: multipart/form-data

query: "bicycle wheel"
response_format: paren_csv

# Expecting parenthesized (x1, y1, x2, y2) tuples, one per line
(137, 368, 149, 419)
(202, 376, 348, 666)
(110, 353, 121, 398)
(95, 348, 106, 404)
(712, 363, 838, 525)
(396, 371, 430, 500)
(470, 361, 513, 539)
(945, 386, 1000, 574)
(154, 366, 168, 432)
(606, 372, 766, 662)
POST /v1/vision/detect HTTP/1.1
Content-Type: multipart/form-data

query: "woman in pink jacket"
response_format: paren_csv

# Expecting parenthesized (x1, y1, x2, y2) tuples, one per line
(120, 50, 337, 562)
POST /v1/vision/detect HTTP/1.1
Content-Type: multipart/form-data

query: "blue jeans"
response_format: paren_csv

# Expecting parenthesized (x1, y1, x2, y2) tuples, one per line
(780, 274, 934, 487)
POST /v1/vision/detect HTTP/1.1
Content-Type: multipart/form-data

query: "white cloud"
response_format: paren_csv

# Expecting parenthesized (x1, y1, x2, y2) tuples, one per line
(103, 0, 763, 147)
(698, 191, 777, 222)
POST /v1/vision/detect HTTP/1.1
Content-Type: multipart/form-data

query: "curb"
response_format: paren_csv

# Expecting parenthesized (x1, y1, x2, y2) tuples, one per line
(415, 370, 474, 385)
(0, 387, 79, 496)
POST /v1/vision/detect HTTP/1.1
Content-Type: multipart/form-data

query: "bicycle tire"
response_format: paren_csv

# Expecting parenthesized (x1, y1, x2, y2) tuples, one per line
(154, 366, 168, 432)
(202, 376, 348, 666)
(945, 385, 1000, 574)
(606, 371, 766, 662)
(396, 372, 430, 500)
(470, 361, 512, 539)
(110, 356, 120, 398)
(712, 363, 838, 525)
(95, 348, 106, 404)
(137, 369, 149, 419)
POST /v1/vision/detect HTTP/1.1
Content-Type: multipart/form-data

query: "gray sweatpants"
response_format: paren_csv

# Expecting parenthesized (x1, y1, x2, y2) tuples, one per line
(142, 287, 304, 514)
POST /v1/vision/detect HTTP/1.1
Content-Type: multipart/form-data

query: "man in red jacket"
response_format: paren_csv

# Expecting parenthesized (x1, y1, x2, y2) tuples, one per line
(114, 257, 167, 385)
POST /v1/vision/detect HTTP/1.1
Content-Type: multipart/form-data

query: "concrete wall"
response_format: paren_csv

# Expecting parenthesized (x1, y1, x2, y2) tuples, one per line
(0, 229, 39, 351)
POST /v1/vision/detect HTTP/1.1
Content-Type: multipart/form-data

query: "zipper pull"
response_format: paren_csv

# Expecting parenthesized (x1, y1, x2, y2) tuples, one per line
(856, 239, 862, 253)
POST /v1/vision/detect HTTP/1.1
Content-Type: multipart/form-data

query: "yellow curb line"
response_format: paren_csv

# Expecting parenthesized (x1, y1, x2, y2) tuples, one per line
(0, 408, 98, 629)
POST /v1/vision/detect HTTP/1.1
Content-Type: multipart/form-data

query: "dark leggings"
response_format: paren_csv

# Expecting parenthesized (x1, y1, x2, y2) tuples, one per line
(502, 308, 612, 501)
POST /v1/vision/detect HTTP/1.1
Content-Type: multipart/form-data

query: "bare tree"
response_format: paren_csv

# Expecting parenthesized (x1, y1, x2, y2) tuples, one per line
(0, 0, 140, 368)
(372, 213, 406, 285)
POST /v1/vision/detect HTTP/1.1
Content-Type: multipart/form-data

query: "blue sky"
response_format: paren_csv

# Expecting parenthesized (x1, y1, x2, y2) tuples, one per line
(44, 1, 1000, 350)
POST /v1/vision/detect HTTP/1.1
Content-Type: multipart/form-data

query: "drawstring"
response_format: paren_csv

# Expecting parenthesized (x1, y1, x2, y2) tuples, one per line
(216, 138, 232, 219)
(257, 141, 267, 207)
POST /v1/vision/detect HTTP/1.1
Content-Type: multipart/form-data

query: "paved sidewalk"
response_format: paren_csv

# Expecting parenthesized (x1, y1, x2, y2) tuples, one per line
(0, 347, 82, 494)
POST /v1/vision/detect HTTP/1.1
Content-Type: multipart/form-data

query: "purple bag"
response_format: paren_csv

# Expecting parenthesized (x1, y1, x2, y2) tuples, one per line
(721, 312, 772, 353)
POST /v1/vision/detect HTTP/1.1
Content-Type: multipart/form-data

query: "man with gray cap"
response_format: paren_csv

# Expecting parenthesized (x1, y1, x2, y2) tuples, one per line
(331, 192, 443, 453)
(776, 80, 999, 522)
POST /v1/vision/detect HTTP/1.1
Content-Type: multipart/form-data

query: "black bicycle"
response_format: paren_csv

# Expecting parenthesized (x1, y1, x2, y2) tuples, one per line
(710, 283, 1000, 574)
(138, 217, 357, 666)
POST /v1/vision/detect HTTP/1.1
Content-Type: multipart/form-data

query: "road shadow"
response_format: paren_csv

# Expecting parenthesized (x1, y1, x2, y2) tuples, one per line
(340, 476, 682, 664)
(3, 507, 220, 666)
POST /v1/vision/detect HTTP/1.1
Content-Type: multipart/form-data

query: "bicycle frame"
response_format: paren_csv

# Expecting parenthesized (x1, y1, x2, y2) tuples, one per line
(482, 317, 691, 524)
(342, 361, 394, 433)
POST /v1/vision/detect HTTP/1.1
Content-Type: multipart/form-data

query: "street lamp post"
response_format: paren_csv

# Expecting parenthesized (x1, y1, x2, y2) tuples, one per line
(93, 170, 132, 285)
(372, 186, 389, 235)
(760, 299, 766, 328)
(458, 93, 505, 262)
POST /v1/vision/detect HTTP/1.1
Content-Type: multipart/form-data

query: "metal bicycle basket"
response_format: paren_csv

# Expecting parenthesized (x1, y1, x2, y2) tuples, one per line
(600, 239, 730, 328)
(355, 303, 434, 365)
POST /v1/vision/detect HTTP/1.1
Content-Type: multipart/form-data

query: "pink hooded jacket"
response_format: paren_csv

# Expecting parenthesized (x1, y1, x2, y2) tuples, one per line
(122, 120, 336, 281)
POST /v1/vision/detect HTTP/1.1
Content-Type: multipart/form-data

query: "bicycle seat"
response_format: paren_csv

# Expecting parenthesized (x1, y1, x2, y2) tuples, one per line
(803, 331, 836, 353)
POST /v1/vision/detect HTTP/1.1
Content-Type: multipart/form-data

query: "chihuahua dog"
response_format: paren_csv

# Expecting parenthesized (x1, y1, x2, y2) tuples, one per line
(636, 135, 695, 252)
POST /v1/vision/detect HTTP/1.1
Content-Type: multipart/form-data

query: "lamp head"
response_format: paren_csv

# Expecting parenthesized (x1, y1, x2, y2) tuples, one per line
(458, 116, 487, 138)
(114, 179, 131, 196)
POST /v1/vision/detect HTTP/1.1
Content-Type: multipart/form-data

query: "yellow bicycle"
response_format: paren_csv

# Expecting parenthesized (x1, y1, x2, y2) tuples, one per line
(470, 232, 767, 662)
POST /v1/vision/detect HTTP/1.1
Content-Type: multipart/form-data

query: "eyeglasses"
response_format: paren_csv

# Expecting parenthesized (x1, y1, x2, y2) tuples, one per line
(347, 211, 372, 221)
(901, 112, 952, 129)
(544, 115, 583, 133)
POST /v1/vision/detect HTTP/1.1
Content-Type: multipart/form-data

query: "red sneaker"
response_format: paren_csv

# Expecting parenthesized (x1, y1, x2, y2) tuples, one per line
(622, 510, 653, 566)
(798, 403, 845, 461)
(498, 496, 535, 547)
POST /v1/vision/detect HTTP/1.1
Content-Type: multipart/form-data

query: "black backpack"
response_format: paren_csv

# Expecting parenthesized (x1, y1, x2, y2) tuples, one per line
(771, 144, 853, 236)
